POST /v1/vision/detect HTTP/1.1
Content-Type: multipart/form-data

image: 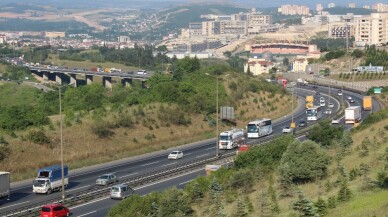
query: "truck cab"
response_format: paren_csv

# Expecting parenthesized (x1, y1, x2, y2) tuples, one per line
(33, 165, 69, 194)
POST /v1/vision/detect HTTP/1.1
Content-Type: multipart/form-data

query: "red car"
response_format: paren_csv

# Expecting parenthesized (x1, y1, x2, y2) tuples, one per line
(41, 204, 70, 217)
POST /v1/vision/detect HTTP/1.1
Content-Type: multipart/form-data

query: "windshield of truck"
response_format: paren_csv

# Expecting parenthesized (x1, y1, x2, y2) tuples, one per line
(247, 124, 258, 133)
(219, 135, 231, 141)
(306, 109, 317, 116)
(111, 187, 120, 193)
(33, 180, 46, 187)
(38, 171, 50, 178)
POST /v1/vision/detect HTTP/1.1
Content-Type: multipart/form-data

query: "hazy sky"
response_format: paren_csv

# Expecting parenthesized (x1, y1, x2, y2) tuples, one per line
(1, 0, 386, 9)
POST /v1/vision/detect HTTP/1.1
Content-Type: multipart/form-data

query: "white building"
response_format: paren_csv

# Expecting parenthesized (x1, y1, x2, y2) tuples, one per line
(354, 13, 388, 45)
(291, 58, 308, 72)
(244, 58, 273, 75)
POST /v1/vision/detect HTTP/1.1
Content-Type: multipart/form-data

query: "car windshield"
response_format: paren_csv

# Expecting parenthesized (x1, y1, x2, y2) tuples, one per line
(171, 151, 179, 155)
(41, 207, 51, 212)
(284, 127, 289, 129)
(99, 175, 109, 179)
(219, 135, 231, 140)
(33, 180, 46, 187)
(111, 187, 120, 192)
(306, 110, 316, 116)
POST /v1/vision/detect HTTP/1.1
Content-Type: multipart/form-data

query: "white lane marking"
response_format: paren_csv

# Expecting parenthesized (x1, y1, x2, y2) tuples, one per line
(179, 180, 192, 186)
(71, 196, 109, 209)
(0, 200, 30, 210)
(162, 162, 177, 167)
(184, 153, 192, 156)
(195, 153, 210, 158)
(141, 161, 160, 167)
(67, 185, 90, 192)
(204, 147, 214, 150)
(78, 210, 97, 217)
(120, 172, 138, 178)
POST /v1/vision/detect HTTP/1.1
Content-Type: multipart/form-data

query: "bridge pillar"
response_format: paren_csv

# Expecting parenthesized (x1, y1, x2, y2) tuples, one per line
(103, 76, 112, 89)
(43, 71, 49, 81)
(121, 78, 132, 87)
(55, 73, 63, 85)
(70, 74, 77, 87)
(86, 75, 93, 85)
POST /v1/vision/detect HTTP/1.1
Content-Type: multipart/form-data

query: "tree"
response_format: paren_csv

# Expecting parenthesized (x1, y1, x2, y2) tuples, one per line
(234, 196, 249, 217)
(292, 191, 317, 217)
(307, 120, 344, 147)
(337, 180, 352, 202)
(258, 191, 273, 217)
(339, 131, 353, 147)
(351, 49, 364, 58)
(314, 197, 328, 217)
(279, 140, 330, 183)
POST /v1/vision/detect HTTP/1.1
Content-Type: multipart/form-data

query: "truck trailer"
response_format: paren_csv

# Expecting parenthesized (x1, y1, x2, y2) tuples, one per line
(363, 96, 372, 111)
(33, 165, 69, 194)
(0, 172, 10, 200)
(218, 128, 245, 150)
(345, 106, 362, 124)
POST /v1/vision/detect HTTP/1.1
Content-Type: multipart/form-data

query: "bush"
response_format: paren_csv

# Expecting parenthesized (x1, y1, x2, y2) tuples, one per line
(91, 122, 115, 138)
(26, 129, 51, 146)
(227, 169, 254, 193)
(0, 143, 11, 161)
(307, 120, 344, 147)
(279, 140, 330, 183)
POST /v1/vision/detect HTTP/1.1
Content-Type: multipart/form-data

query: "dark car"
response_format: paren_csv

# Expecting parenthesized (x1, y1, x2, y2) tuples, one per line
(316, 91, 320, 95)
(312, 85, 318, 89)
(299, 120, 307, 127)
(41, 204, 70, 217)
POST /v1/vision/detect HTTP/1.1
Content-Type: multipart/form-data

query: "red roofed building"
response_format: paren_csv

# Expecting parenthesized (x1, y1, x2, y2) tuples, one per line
(244, 58, 273, 75)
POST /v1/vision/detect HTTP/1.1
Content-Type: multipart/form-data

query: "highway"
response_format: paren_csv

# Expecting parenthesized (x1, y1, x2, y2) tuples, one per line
(0, 84, 375, 216)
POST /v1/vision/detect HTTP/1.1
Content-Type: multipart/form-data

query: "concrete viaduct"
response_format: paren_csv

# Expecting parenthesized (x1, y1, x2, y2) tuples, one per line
(28, 67, 151, 88)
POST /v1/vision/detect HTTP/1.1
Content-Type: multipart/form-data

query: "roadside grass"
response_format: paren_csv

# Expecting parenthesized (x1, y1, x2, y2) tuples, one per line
(0, 63, 7, 72)
(0, 82, 40, 107)
(328, 73, 388, 82)
(46, 54, 140, 71)
(1, 81, 293, 181)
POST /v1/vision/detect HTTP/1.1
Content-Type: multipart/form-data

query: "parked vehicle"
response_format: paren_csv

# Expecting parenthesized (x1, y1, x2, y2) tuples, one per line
(363, 96, 372, 111)
(305, 96, 314, 109)
(110, 184, 134, 200)
(345, 106, 362, 124)
(168, 151, 183, 160)
(96, 173, 118, 186)
(33, 165, 69, 194)
(218, 128, 245, 150)
(40, 204, 69, 217)
(0, 172, 10, 200)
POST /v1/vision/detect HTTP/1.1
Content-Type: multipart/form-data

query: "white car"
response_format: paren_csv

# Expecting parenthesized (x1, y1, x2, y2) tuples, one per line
(282, 126, 293, 133)
(338, 92, 343, 96)
(347, 96, 352, 100)
(325, 109, 332, 115)
(329, 103, 334, 108)
(331, 119, 340, 124)
(168, 151, 183, 160)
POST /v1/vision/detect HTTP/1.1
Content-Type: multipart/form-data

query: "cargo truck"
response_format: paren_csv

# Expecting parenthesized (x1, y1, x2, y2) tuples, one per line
(218, 128, 245, 150)
(363, 96, 372, 111)
(33, 165, 69, 194)
(345, 106, 362, 124)
(0, 172, 10, 200)
(306, 96, 314, 109)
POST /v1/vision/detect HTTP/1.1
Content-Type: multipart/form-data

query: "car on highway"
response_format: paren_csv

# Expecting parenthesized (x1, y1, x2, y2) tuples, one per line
(316, 91, 320, 95)
(329, 103, 334, 108)
(349, 99, 355, 103)
(110, 183, 134, 200)
(312, 85, 318, 89)
(298, 120, 307, 127)
(331, 119, 340, 124)
(40, 204, 70, 217)
(168, 151, 184, 160)
(338, 90, 343, 96)
(347, 96, 352, 100)
(325, 109, 332, 115)
(96, 173, 118, 186)
(282, 126, 293, 133)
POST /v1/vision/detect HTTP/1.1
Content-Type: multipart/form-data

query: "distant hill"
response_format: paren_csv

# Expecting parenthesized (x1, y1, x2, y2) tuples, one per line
(0, 3, 46, 13)
(323, 7, 375, 15)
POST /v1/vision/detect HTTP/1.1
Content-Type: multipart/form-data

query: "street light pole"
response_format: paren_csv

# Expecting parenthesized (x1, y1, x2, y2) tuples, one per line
(216, 76, 219, 158)
(59, 86, 65, 202)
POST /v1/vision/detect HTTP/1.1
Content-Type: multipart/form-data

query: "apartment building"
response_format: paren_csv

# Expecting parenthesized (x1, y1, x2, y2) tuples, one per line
(291, 58, 308, 72)
(41, 32, 65, 38)
(348, 3, 356, 8)
(316, 4, 323, 12)
(354, 13, 388, 45)
(278, 5, 310, 15)
(247, 14, 272, 35)
(189, 22, 203, 38)
(328, 3, 335, 8)
(202, 21, 221, 36)
(220, 20, 247, 35)
(328, 23, 354, 39)
(372, 3, 388, 12)
(244, 58, 273, 75)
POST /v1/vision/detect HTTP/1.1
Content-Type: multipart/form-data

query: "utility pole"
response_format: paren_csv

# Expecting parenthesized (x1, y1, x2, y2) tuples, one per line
(59, 86, 65, 203)
(216, 77, 219, 157)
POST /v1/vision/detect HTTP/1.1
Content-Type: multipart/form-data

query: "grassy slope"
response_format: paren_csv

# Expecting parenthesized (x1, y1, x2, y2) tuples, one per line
(190, 117, 388, 217)
(1, 74, 295, 181)
(0, 82, 40, 107)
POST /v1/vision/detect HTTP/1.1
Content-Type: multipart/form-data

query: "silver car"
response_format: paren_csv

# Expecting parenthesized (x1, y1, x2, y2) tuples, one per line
(96, 173, 117, 186)
(110, 184, 134, 200)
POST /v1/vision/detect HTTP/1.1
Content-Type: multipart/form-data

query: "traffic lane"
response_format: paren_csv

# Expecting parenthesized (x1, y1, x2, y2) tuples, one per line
(70, 169, 205, 217)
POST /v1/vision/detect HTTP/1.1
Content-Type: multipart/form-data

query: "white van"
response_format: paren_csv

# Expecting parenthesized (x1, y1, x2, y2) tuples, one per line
(110, 184, 134, 200)
(137, 70, 147, 75)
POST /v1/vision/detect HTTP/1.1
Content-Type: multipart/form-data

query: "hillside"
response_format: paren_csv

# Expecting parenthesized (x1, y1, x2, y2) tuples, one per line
(108, 109, 388, 217)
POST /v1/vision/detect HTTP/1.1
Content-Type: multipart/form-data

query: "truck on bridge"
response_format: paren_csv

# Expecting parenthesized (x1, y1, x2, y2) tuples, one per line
(33, 165, 69, 194)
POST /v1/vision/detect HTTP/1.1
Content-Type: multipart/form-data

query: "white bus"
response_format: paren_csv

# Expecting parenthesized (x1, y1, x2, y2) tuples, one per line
(246, 118, 273, 139)
(306, 106, 323, 121)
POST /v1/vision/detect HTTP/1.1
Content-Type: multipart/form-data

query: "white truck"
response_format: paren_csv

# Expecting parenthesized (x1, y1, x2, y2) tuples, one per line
(33, 165, 69, 194)
(345, 106, 362, 124)
(218, 128, 245, 150)
(0, 172, 10, 200)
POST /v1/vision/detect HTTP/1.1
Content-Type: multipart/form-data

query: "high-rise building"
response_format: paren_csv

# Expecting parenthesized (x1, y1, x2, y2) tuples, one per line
(247, 14, 272, 35)
(372, 3, 388, 12)
(328, 3, 335, 8)
(316, 3, 323, 12)
(348, 3, 356, 8)
(278, 5, 310, 15)
(363, 5, 371, 9)
(354, 13, 388, 45)
(328, 23, 354, 39)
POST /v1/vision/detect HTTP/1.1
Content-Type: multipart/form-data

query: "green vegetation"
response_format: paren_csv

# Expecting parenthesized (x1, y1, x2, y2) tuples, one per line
(0, 18, 92, 32)
(310, 38, 353, 52)
(323, 7, 374, 15)
(108, 108, 388, 216)
(363, 45, 388, 69)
